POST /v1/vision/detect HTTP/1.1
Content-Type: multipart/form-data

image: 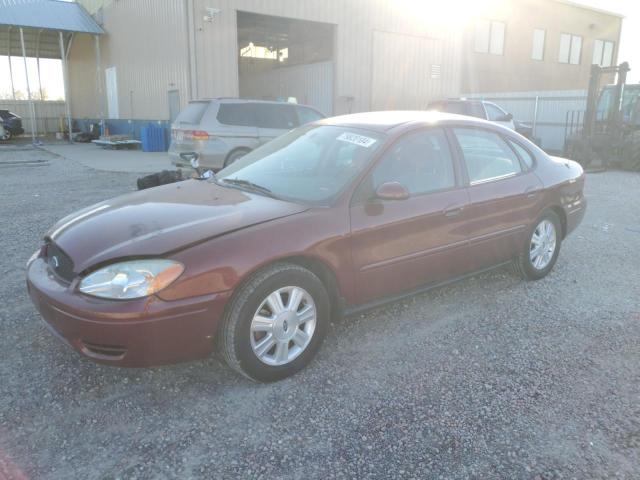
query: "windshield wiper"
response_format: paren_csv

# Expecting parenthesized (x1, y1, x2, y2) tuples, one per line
(221, 178, 277, 198)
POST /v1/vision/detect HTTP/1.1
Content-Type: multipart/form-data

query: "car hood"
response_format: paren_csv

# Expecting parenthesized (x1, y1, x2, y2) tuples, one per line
(47, 180, 308, 273)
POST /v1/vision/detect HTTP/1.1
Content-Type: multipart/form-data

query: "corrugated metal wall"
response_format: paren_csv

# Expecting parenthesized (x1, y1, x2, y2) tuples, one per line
(68, 0, 463, 120)
(191, 0, 462, 115)
(0, 100, 66, 134)
(69, 0, 190, 120)
(371, 30, 447, 111)
(239, 61, 334, 115)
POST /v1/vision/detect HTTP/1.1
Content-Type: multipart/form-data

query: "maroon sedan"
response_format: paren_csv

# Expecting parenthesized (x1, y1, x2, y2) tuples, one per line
(27, 112, 586, 381)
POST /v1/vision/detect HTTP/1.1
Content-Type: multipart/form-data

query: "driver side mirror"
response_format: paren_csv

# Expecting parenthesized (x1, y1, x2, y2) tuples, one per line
(375, 181, 410, 201)
(497, 113, 513, 122)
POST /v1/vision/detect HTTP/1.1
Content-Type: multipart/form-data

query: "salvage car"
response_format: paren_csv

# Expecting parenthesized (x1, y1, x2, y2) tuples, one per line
(169, 98, 325, 170)
(27, 112, 586, 382)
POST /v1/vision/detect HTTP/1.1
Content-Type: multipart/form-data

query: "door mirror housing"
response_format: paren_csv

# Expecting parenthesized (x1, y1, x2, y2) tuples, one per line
(497, 113, 513, 122)
(375, 181, 410, 201)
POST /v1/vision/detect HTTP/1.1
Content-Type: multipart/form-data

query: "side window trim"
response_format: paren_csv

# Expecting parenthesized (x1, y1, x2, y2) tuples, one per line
(449, 125, 526, 186)
(479, 102, 489, 120)
(469, 171, 518, 186)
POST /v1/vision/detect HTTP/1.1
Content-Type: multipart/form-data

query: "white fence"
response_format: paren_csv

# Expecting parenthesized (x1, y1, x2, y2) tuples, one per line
(0, 100, 66, 135)
(466, 90, 588, 152)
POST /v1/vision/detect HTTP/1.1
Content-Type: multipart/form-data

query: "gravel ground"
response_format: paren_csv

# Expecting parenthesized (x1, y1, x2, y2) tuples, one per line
(0, 145, 639, 480)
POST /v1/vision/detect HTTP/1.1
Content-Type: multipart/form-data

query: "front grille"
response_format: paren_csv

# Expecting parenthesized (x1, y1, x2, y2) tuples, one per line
(46, 242, 75, 282)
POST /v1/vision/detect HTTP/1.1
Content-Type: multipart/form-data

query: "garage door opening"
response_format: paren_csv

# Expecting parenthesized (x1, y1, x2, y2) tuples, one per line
(237, 11, 335, 116)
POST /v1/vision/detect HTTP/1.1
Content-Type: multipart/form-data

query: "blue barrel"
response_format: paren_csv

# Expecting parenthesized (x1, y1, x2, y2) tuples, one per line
(141, 124, 168, 152)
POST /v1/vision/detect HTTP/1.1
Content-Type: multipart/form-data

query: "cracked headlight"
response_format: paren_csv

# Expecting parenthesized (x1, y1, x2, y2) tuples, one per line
(78, 259, 184, 299)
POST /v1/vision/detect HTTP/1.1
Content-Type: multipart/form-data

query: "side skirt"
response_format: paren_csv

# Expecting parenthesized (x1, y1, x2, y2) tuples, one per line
(342, 260, 513, 317)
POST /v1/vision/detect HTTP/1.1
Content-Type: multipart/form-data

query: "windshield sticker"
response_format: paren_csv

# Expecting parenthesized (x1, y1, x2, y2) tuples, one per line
(337, 132, 378, 148)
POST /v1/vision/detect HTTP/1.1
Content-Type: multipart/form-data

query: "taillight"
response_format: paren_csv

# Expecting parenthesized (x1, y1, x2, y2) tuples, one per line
(173, 130, 210, 141)
(191, 130, 209, 141)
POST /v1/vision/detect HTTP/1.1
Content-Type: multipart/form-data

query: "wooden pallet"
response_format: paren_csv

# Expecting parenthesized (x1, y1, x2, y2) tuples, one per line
(92, 139, 142, 150)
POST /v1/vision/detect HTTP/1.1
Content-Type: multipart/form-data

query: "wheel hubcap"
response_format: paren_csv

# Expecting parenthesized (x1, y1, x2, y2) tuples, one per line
(529, 219, 557, 270)
(250, 286, 316, 366)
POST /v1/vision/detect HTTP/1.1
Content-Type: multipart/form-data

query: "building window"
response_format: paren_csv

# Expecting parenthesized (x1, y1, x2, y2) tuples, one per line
(531, 29, 545, 60)
(559, 33, 582, 65)
(474, 19, 505, 55)
(592, 39, 615, 67)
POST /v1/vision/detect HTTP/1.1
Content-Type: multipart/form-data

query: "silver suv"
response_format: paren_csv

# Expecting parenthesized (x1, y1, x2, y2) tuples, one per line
(169, 98, 325, 170)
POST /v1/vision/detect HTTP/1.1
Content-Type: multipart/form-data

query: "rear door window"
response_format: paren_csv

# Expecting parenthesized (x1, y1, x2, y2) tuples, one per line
(255, 104, 299, 130)
(453, 128, 522, 183)
(296, 106, 324, 125)
(217, 103, 257, 127)
(174, 102, 210, 125)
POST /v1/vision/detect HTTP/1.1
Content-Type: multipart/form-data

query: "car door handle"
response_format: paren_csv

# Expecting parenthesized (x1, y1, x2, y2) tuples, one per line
(524, 186, 540, 198)
(443, 206, 464, 218)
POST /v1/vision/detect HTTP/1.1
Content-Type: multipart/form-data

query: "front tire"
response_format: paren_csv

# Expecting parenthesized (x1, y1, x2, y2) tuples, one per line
(514, 210, 562, 280)
(218, 263, 330, 382)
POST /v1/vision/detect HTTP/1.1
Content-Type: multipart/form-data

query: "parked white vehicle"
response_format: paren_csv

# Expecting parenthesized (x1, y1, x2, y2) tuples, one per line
(427, 99, 516, 130)
(169, 98, 325, 170)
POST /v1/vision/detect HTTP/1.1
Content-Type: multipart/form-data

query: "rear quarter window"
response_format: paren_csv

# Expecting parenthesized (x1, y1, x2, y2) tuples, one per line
(507, 139, 535, 169)
(217, 103, 257, 127)
(175, 102, 210, 125)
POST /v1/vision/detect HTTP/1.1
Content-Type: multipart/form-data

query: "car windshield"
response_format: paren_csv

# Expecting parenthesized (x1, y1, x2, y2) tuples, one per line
(216, 125, 384, 205)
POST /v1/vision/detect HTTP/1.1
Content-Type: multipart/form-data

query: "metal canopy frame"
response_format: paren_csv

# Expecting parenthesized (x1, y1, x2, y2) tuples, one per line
(0, 0, 104, 143)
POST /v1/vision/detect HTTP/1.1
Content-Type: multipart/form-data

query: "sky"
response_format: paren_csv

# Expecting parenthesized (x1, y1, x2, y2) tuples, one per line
(0, 0, 639, 100)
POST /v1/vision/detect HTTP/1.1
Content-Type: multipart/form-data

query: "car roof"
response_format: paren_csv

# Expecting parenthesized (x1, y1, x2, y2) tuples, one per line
(190, 98, 320, 109)
(432, 99, 484, 104)
(318, 110, 498, 133)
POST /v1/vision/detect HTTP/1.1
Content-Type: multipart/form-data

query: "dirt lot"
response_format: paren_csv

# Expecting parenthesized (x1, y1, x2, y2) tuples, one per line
(1, 145, 639, 479)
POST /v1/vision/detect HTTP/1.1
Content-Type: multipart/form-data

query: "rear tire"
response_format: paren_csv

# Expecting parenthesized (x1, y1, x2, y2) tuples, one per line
(224, 148, 250, 167)
(513, 210, 562, 280)
(217, 263, 330, 382)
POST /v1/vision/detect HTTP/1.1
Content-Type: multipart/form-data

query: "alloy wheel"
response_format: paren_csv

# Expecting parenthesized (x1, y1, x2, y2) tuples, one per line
(250, 286, 317, 366)
(529, 219, 557, 270)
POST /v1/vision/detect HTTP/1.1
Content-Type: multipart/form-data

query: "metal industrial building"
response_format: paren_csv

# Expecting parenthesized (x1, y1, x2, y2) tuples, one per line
(69, 0, 464, 123)
(1, 0, 624, 141)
